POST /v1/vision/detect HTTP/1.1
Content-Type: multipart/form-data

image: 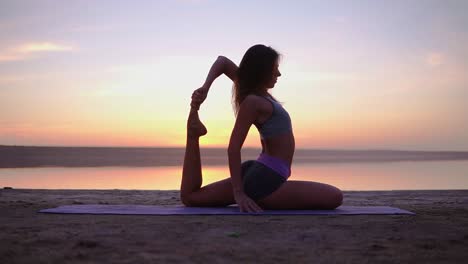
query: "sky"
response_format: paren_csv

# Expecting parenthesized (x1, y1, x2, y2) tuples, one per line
(0, 0, 467, 151)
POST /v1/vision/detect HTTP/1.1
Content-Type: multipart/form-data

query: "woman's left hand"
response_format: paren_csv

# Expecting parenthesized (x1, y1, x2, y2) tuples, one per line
(191, 86, 209, 109)
(234, 191, 263, 213)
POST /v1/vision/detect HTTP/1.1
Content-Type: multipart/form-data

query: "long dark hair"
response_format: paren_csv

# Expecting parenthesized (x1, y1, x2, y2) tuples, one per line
(232, 44, 280, 115)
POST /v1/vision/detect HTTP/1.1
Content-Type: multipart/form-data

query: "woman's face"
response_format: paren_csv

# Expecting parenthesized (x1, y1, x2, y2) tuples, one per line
(266, 60, 281, 89)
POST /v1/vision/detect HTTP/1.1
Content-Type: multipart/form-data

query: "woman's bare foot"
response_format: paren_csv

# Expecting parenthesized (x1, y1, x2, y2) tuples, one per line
(187, 108, 207, 139)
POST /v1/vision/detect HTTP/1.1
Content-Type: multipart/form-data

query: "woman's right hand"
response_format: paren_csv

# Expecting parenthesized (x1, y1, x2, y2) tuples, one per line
(234, 191, 263, 213)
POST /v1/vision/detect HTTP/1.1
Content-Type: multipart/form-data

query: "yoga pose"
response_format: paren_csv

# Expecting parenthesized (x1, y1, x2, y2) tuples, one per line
(181, 44, 343, 212)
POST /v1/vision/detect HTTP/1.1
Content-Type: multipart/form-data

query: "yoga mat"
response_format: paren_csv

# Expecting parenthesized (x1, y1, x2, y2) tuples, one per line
(39, 205, 415, 215)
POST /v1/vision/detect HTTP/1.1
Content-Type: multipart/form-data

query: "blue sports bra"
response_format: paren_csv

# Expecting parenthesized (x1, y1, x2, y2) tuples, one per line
(255, 95, 292, 139)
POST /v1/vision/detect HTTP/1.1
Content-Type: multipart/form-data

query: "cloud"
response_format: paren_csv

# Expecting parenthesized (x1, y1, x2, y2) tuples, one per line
(16, 42, 73, 53)
(425, 52, 445, 67)
(332, 16, 347, 24)
(175, 0, 209, 3)
(0, 53, 20, 62)
(0, 75, 24, 83)
(0, 42, 74, 62)
(71, 25, 113, 32)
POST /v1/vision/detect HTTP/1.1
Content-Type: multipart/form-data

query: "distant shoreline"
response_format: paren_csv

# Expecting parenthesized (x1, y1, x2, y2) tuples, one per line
(2, 144, 468, 152)
(1, 145, 468, 168)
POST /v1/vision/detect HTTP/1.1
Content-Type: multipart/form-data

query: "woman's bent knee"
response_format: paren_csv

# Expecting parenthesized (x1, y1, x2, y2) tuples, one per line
(327, 188, 343, 209)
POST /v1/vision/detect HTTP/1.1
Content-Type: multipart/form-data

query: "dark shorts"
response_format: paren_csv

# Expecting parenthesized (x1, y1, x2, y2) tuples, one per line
(241, 160, 287, 201)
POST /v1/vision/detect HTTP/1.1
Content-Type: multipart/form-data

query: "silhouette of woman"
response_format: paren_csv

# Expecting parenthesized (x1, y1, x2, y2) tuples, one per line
(180, 44, 343, 212)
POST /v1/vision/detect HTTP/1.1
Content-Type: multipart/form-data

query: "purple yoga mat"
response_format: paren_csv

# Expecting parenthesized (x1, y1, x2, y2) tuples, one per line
(39, 204, 415, 215)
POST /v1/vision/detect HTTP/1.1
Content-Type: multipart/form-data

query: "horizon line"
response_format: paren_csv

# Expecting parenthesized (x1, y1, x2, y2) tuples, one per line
(1, 144, 468, 153)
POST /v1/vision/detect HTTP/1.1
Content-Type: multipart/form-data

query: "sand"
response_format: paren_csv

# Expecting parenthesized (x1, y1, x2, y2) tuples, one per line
(1, 189, 467, 263)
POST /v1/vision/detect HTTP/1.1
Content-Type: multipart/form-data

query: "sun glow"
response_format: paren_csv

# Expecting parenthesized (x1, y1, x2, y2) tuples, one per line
(1, 1, 467, 150)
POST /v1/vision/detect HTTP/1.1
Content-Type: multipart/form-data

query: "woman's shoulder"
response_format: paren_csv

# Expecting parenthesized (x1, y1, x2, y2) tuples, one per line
(242, 94, 270, 107)
(241, 94, 273, 115)
(244, 94, 262, 102)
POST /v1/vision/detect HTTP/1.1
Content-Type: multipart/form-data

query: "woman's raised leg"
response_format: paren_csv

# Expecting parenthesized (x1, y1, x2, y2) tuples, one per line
(180, 107, 235, 207)
(180, 108, 206, 200)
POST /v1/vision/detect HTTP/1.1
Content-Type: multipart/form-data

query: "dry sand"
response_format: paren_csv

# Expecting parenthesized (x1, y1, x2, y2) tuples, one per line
(1, 188, 467, 263)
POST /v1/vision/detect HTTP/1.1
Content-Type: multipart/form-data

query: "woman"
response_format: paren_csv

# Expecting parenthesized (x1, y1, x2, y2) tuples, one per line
(181, 44, 343, 213)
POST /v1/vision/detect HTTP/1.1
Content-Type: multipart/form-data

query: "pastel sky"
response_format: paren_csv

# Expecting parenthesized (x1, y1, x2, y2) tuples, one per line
(1, 0, 467, 150)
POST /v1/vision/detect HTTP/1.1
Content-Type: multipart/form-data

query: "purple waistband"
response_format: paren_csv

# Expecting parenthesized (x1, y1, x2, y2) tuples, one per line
(256, 153, 291, 179)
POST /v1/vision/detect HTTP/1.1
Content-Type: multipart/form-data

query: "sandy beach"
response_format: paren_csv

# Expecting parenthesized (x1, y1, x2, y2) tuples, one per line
(1, 188, 467, 263)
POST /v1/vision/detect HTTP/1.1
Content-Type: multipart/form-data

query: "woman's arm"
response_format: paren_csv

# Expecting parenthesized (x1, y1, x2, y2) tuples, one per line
(228, 96, 263, 212)
(202, 56, 238, 90)
(191, 56, 238, 109)
(219, 56, 238, 83)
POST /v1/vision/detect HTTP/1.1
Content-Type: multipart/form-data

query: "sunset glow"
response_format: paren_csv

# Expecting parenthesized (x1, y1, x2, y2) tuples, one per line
(1, 0, 467, 150)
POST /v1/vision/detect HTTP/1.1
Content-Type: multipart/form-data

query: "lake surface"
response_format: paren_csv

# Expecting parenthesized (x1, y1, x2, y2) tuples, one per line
(1, 160, 468, 191)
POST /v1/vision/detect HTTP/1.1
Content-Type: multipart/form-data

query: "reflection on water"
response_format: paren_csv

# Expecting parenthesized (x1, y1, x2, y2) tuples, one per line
(0, 166, 225, 190)
(292, 160, 468, 190)
(1, 161, 468, 191)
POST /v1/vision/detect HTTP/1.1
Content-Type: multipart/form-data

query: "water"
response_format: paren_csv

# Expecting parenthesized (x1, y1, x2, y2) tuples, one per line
(1, 160, 468, 191)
